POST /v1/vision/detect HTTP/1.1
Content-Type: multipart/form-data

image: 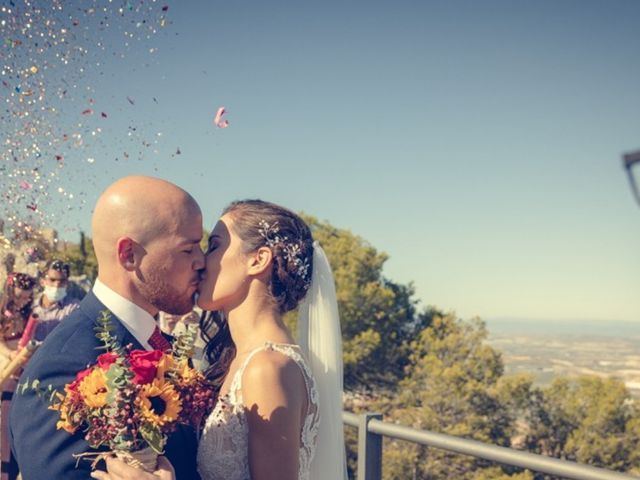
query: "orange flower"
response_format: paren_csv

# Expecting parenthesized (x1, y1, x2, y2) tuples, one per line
(50, 398, 77, 434)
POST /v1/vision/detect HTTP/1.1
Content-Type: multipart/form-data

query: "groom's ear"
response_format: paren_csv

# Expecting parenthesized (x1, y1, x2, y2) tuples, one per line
(248, 246, 273, 276)
(116, 237, 138, 271)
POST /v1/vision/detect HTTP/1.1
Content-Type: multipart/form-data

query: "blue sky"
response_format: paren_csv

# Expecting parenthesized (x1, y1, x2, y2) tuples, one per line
(2, 0, 639, 323)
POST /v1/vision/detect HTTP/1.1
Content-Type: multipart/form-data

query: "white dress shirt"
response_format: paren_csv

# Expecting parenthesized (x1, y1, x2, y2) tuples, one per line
(92, 278, 157, 351)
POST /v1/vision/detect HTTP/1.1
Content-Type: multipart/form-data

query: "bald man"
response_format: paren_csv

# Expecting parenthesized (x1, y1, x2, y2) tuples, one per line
(9, 176, 205, 480)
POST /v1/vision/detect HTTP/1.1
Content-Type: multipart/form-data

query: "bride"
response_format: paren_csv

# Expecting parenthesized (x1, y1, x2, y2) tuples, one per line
(92, 200, 347, 480)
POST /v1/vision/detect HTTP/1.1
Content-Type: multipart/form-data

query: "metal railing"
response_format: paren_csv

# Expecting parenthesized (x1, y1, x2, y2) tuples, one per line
(343, 412, 638, 480)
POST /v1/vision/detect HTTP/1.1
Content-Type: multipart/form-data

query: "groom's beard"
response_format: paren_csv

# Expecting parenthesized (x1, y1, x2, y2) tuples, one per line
(138, 268, 195, 315)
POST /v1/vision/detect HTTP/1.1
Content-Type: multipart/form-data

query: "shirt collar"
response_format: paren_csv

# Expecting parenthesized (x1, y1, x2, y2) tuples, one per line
(92, 278, 157, 350)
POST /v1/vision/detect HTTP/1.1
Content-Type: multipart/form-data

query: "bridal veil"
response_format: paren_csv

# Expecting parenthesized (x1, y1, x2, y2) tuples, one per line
(297, 242, 348, 480)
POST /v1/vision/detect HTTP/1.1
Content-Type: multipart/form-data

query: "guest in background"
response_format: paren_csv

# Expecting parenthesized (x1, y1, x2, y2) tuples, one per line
(31, 260, 79, 342)
(160, 310, 206, 369)
(0, 273, 36, 361)
(0, 272, 36, 480)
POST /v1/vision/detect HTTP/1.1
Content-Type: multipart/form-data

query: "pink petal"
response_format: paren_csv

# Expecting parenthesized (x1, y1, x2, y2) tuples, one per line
(19, 181, 32, 190)
(214, 106, 229, 128)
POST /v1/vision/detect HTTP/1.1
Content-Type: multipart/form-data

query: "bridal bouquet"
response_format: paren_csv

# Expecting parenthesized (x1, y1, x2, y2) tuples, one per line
(21, 311, 216, 472)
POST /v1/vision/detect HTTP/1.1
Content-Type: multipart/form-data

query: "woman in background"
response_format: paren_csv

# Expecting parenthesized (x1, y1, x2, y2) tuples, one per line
(0, 273, 36, 363)
(0, 272, 36, 480)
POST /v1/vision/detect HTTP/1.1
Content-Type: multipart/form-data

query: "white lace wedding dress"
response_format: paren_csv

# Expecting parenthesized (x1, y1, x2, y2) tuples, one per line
(197, 342, 320, 480)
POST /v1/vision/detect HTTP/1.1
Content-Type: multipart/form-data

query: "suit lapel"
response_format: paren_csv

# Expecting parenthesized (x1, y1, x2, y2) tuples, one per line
(78, 291, 145, 351)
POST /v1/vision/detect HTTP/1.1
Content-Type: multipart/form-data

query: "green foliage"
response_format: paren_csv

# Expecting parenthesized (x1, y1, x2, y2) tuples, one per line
(94, 310, 125, 356)
(18, 377, 60, 405)
(291, 214, 430, 391)
(139, 423, 164, 454)
(171, 324, 198, 362)
(491, 373, 537, 441)
(522, 376, 640, 476)
(105, 363, 133, 403)
(378, 313, 521, 479)
(473, 467, 534, 480)
(58, 231, 98, 280)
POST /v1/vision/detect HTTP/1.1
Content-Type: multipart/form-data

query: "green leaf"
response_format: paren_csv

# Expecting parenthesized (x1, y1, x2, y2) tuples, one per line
(139, 424, 165, 454)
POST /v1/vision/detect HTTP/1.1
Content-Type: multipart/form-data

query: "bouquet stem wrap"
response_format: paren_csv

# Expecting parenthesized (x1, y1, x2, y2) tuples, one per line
(115, 446, 158, 472)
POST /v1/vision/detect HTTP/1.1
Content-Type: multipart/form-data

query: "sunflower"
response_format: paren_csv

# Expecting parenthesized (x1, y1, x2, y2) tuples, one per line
(137, 378, 182, 427)
(78, 368, 108, 408)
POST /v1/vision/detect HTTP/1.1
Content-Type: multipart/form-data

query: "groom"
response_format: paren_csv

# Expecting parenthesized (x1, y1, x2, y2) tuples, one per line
(9, 176, 205, 480)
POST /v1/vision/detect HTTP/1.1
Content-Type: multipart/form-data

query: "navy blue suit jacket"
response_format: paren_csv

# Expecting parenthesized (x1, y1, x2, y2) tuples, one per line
(9, 292, 201, 480)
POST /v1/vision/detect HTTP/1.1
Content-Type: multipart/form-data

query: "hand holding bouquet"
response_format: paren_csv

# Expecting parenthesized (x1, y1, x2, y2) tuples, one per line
(21, 311, 216, 472)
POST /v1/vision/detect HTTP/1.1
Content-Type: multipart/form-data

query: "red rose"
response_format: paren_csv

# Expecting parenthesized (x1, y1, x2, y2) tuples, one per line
(97, 352, 118, 371)
(128, 349, 163, 385)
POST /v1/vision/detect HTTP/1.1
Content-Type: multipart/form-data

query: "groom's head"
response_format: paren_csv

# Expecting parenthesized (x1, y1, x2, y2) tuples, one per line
(92, 176, 205, 316)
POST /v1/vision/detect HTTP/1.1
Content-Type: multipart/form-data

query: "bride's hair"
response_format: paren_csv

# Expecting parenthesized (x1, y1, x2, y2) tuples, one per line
(200, 199, 314, 392)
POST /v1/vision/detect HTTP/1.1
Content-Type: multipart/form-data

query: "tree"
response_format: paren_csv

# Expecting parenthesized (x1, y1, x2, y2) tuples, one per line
(523, 376, 640, 477)
(287, 215, 430, 391)
(377, 313, 528, 479)
(58, 231, 98, 280)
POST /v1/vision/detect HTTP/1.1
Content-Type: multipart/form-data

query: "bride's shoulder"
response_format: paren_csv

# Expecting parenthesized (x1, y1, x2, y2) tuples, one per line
(241, 349, 306, 404)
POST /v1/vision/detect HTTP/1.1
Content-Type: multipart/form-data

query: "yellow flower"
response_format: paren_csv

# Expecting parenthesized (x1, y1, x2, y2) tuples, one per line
(177, 360, 200, 385)
(156, 353, 176, 379)
(78, 368, 108, 408)
(137, 378, 182, 427)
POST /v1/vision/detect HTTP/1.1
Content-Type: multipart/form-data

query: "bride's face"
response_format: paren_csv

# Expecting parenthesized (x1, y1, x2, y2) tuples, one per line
(197, 214, 251, 312)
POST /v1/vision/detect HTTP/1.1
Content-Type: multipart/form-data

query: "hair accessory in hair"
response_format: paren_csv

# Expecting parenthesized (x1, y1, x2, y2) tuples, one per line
(258, 220, 311, 289)
(6, 272, 36, 291)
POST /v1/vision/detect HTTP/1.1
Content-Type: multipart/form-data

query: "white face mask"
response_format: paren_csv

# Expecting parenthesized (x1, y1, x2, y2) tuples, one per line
(44, 285, 67, 303)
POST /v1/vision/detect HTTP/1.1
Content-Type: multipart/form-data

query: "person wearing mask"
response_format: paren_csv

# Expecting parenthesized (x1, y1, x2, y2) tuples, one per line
(30, 260, 79, 342)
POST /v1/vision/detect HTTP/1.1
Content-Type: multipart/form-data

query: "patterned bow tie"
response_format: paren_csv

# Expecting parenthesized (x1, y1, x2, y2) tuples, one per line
(148, 325, 172, 352)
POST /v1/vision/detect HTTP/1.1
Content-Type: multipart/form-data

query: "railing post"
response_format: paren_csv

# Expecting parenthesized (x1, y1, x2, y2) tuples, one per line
(357, 413, 382, 480)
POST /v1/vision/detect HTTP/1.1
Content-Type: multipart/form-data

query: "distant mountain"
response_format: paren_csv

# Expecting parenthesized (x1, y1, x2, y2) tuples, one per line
(485, 318, 640, 338)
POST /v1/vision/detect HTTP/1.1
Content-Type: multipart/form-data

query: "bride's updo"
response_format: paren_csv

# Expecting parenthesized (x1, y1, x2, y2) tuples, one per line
(200, 199, 314, 392)
(223, 199, 314, 313)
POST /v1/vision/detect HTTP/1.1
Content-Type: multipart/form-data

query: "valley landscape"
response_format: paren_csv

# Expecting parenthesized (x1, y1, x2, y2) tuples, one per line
(486, 320, 640, 398)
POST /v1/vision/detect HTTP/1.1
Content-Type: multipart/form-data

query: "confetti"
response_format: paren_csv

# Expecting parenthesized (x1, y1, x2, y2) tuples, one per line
(214, 106, 229, 128)
(1, 0, 173, 241)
